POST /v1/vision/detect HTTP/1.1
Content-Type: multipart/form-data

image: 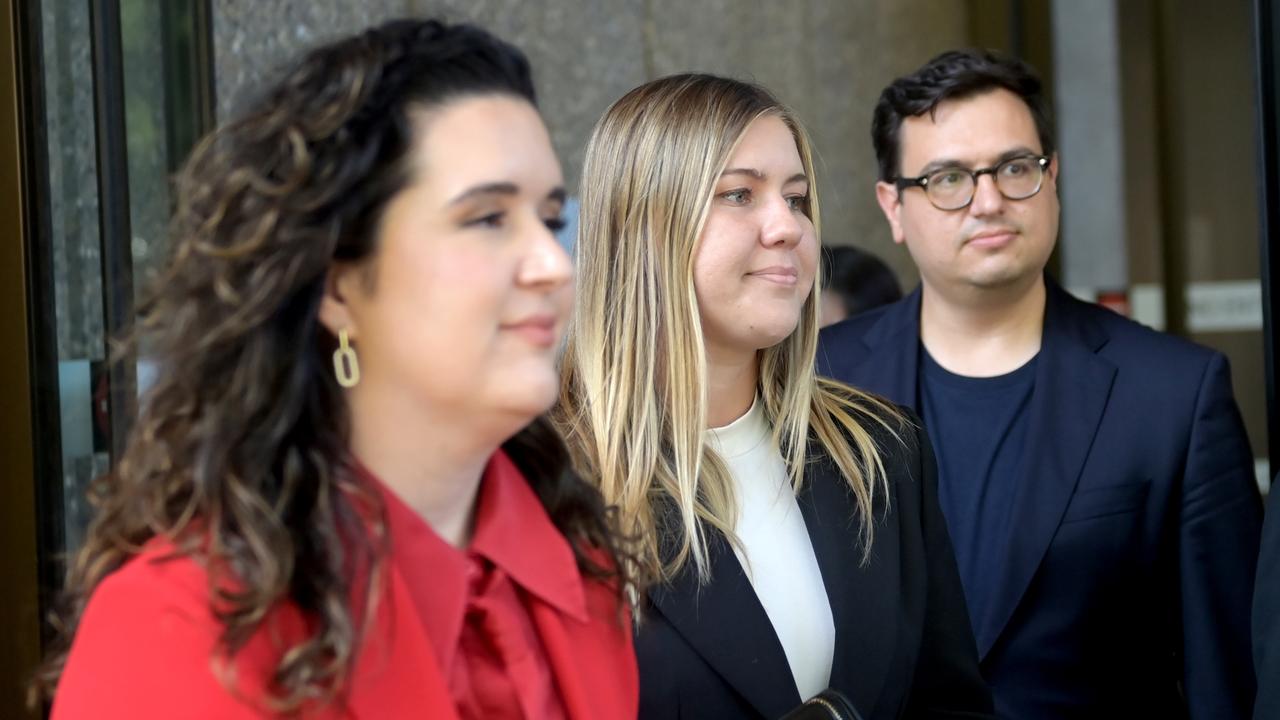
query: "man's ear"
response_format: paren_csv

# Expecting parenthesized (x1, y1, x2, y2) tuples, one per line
(875, 181, 907, 245)
(318, 263, 361, 339)
(1046, 152, 1061, 188)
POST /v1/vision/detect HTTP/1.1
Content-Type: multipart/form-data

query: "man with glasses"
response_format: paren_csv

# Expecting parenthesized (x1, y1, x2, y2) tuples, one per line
(818, 49, 1261, 718)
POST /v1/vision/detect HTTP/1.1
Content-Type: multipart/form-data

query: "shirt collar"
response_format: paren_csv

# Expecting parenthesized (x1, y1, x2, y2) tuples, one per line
(706, 395, 770, 459)
(360, 449, 589, 667)
(470, 450, 587, 622)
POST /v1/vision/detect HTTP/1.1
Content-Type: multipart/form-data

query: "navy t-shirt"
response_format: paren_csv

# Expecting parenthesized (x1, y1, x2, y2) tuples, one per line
(919, 345, 1038, 635)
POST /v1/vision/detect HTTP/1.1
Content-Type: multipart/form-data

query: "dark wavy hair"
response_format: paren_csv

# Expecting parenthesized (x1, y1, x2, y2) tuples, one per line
(871, 48, 1055, 181)
(821, 245, 902, 317)
(34, 18, 625, 710)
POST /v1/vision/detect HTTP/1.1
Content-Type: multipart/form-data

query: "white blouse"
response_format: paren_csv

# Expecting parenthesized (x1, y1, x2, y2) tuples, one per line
(706, 397, 835, 701)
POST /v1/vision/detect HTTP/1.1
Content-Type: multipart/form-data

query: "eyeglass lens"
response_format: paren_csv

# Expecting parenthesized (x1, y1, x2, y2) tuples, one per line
(927, 156, 1044, 210)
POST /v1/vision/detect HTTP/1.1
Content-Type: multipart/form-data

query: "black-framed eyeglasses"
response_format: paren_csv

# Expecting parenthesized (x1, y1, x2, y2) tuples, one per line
(893, 154, 1051, 211)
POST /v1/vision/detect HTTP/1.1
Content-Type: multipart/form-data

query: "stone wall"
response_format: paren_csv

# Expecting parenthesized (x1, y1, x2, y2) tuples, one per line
(42, 0, 102, 361)
(212, 0, 972, 284)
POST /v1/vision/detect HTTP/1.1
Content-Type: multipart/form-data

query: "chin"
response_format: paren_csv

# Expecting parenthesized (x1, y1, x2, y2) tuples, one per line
(968, 268, 1038, 290)
(751, 324, 802, 351)
(492, 399, 555, 444)
(513, 375, 560, 416)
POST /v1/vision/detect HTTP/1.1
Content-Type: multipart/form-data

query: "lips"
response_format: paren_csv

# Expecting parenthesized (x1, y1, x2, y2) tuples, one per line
(965, 228, 1018, 249)
(747, 265, 800, 286)
(501, 314, 559, 347)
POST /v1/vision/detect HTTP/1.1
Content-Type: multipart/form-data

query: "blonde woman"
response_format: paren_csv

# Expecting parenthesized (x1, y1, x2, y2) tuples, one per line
(556, 74, 993, 719)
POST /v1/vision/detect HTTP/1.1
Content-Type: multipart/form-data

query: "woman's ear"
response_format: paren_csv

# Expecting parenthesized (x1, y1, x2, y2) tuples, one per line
(318, 264, 361, 339)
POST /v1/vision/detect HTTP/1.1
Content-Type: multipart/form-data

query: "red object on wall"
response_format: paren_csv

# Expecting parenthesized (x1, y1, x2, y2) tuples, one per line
(1096, 289, 1130, 317)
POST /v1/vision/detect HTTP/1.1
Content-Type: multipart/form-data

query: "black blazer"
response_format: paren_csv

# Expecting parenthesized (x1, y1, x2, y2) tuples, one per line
(818, 278, 1263, 719)
(635, 404, 994, 719)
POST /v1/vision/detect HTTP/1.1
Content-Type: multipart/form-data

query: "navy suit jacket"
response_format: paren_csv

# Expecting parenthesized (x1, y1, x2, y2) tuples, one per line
(817, 279, 1262, 719)
(636, 406, 994, 719)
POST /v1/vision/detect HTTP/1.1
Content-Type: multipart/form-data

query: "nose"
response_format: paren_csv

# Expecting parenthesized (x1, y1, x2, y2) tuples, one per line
(968, 172, 1005, 217)
(760, 196, 803, 248)
(518, 219, 573, 289)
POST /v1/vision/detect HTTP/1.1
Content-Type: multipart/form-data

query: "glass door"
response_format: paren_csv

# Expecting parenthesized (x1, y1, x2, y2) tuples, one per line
(3, 1, 213, 715)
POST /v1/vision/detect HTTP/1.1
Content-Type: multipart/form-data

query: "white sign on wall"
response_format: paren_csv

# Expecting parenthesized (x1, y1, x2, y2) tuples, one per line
(1185, 280, 1263, 333)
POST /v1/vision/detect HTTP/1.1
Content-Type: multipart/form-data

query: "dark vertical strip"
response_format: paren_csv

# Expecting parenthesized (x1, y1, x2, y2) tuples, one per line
(6, 1, 57, 714)
(160, 0, 216, 175)
(88, 0, 135, 462)
(1152, 1, 1188, 337)
(195, 0, 216, 131)
(1009, 0, 1026, 59)
(1254, 0, 1280, 474)
(15, 0, 66, 672)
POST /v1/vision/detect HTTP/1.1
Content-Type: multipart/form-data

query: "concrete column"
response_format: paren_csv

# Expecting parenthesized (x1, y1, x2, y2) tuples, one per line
(1051, 0, 1128, 293)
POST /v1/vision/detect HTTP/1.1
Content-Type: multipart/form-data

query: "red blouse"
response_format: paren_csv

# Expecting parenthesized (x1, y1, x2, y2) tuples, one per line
(50, 451, 637, 719)
(372, 450, 578, 719)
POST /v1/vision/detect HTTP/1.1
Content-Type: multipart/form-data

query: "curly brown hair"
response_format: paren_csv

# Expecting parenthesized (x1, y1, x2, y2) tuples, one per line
(34, 18, 624, 711)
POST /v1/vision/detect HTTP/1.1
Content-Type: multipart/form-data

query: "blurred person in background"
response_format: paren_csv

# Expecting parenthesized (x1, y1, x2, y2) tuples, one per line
(556, 73, 992, 720)
(819, 245, 903, 327)
(38, 18, 636, 719)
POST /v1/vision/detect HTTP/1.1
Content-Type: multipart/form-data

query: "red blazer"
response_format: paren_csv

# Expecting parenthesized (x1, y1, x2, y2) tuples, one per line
(51, 539, 637, 718)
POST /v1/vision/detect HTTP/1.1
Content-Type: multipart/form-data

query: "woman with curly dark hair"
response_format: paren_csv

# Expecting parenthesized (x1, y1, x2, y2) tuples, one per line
(37, 18, 637, 719)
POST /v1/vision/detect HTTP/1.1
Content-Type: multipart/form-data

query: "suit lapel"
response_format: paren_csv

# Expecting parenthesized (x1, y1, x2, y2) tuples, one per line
(824, 288, 923, 411)
(798, 450, 899, 715)
(974, 282, 1117, 657)
(647, 531, 800, 718)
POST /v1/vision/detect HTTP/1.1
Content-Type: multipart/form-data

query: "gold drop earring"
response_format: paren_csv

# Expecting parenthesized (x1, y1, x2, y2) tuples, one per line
(333, 329, 360, 388)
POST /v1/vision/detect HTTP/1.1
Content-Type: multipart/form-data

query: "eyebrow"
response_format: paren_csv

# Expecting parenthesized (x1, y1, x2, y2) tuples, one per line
(914, 146, 1040, 176)
(720, 168, 809, 186)
(448, 182, 567, 206)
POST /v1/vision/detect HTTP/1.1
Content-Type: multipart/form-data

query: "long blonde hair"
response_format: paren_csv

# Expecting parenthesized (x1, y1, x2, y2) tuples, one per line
(555, 73, 901, 593)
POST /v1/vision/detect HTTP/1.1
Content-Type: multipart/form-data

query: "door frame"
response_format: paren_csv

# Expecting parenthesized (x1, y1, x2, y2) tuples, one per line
(0, 0, 57, 716)
(1255, 0, 1280, 482)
